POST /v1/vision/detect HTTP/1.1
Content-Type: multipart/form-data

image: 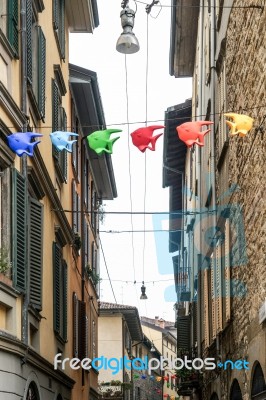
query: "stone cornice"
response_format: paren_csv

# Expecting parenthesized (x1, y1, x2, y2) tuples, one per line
(0, 82, 26, 129)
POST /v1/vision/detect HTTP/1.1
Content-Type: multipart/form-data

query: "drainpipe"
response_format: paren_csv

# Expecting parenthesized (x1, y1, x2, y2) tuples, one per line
(210, 0, 220, 357)
(20, 0, 29, 345)
(196, 0, 204, 359)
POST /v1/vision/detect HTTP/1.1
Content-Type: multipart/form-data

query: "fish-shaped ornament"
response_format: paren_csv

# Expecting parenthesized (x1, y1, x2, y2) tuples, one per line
(176, 121, 213, 147)
(87, 129, 122, 155)
(224, 113, 254, 137)
(50, 131, 79, 152)
(130, 125, 164, 152)
(7, 132, 43, 156)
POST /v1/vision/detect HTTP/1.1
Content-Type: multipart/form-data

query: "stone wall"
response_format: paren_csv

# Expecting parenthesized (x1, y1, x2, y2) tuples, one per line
(215, 1, 266, 399)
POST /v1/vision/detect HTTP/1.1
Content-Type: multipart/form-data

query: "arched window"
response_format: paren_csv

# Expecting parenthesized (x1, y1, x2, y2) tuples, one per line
(251, 362, 266, 398)
(56, 395, 63, 400)
(230, 379, 243, 400)
(26, 382, 40, 400)
(210, 393, 219, 400)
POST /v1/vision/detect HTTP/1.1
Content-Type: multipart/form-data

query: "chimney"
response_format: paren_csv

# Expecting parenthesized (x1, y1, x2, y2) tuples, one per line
(154, 316, 159, 326)
(158, 318, 165, 329)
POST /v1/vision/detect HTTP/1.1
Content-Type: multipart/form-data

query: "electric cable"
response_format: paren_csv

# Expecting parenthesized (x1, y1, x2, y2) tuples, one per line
(4, 106, 266, 130)
(135, 0, 265, 10)
(99, 237, 118, 304)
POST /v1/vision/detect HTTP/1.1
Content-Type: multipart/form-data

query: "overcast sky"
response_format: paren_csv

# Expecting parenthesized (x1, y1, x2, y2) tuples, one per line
(69, 0, 192, 322)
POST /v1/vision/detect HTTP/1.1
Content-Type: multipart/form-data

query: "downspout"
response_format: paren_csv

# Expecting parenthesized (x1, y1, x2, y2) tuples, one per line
(20, 0, 29, 345)
(196, 0, 204, 359)
(210, 0, 220, 357)
(81, 138, 85, 386)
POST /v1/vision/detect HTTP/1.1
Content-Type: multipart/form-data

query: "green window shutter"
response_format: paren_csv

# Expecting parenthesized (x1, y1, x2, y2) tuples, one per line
(177, 315, 191, 352)
(29, 197, 43, 311)
(12, 169, 27, 292)
(53, 0, 65, 60)
(72, 180, 77, 231)
(62, 260, 68, 342)
(73, 292, 79, 357)
(78, 300, 87, 360)
(52, 80, 60, 160)
(59, 0, 65, 60)
(59, 107, 68, 182)
(26, 0, 33, 83)
(7, 0, 19, 56)
(53, 0, 59, 30)
(53, 241, 61, 335)
(37, 27, 46, 120)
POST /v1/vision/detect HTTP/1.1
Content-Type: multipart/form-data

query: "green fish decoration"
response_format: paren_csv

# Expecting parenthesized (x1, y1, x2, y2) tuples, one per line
(87, 129, 122, 155)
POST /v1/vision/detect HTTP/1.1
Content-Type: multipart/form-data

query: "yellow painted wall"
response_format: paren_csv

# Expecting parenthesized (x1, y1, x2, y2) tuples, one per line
(98, 315, 123, 382)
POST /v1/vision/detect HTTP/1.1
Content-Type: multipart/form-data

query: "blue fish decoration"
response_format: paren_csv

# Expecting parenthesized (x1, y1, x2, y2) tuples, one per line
(7, 132, 43, 156)
(50, 131, 79, 153)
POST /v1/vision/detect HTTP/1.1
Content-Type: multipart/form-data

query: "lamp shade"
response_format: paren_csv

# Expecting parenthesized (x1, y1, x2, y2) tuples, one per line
(116, 33, 140, 54)
(116, 7, 140, 54)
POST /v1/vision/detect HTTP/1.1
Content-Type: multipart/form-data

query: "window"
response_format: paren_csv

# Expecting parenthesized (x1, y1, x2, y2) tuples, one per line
(72, 180, 80, 234)
(12, 168, 43, 311)
(91, 182, 97, 232)
(52, 78, 67, 183)
(92, 320, 96, 359)
(73, 292, 88, 359)
(26, 382, 40, 400)
(26, 0, 46, 120)
(71, 102, 80, 181)
(53, 241, 67, 342)
(53, 0, 65, 59)
(12, 169, 27, 292)
(0, 0, 19, 57)
(29, 197, 43, 311)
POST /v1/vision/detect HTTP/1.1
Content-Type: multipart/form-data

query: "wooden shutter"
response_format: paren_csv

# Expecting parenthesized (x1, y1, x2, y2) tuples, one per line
(12, 169, 27, 292)
(38, 27, 46, 119)
(7, 0, 19, 56)
(78, 300, 87, 359)
(52, 80, 60, 160)
(29, 197, 43, 310)
(26, 0, 32, 83)
(72, 180, 77, 231)
(210, 257, 216, 340)
(224, 220, 231, 323)
(62, 259, 67, 341)
(73, 292, 79, 357)
(203, 269, 209, 348)
(216, 244, 223, 333)
(53, 242, 61, 334)
(60, 108, 67, 182)
(177, 316, 191, 352)
(53, 0, 59, 29)
(77, 194, 81, 234)
(59, 0, 65, 60)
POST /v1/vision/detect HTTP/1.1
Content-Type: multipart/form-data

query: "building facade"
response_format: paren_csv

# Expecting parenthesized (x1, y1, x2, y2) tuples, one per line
(0, 1, 117, 399)
(98, 302, 143, 400)
(141, 316, 179, 399)
(168, 1, 266, 399)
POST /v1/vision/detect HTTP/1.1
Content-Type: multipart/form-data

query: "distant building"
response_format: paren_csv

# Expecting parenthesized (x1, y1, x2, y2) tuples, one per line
(141, 316, 178, 399)
(98, 303, 164, 400)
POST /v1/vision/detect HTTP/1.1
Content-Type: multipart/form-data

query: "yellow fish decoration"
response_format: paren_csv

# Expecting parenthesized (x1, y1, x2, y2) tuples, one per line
(224, 113, 254, 137)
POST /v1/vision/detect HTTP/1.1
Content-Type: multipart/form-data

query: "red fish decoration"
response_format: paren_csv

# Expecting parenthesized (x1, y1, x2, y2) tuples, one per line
(131, 125, 164, 152)
(176, 121, 213, 147)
